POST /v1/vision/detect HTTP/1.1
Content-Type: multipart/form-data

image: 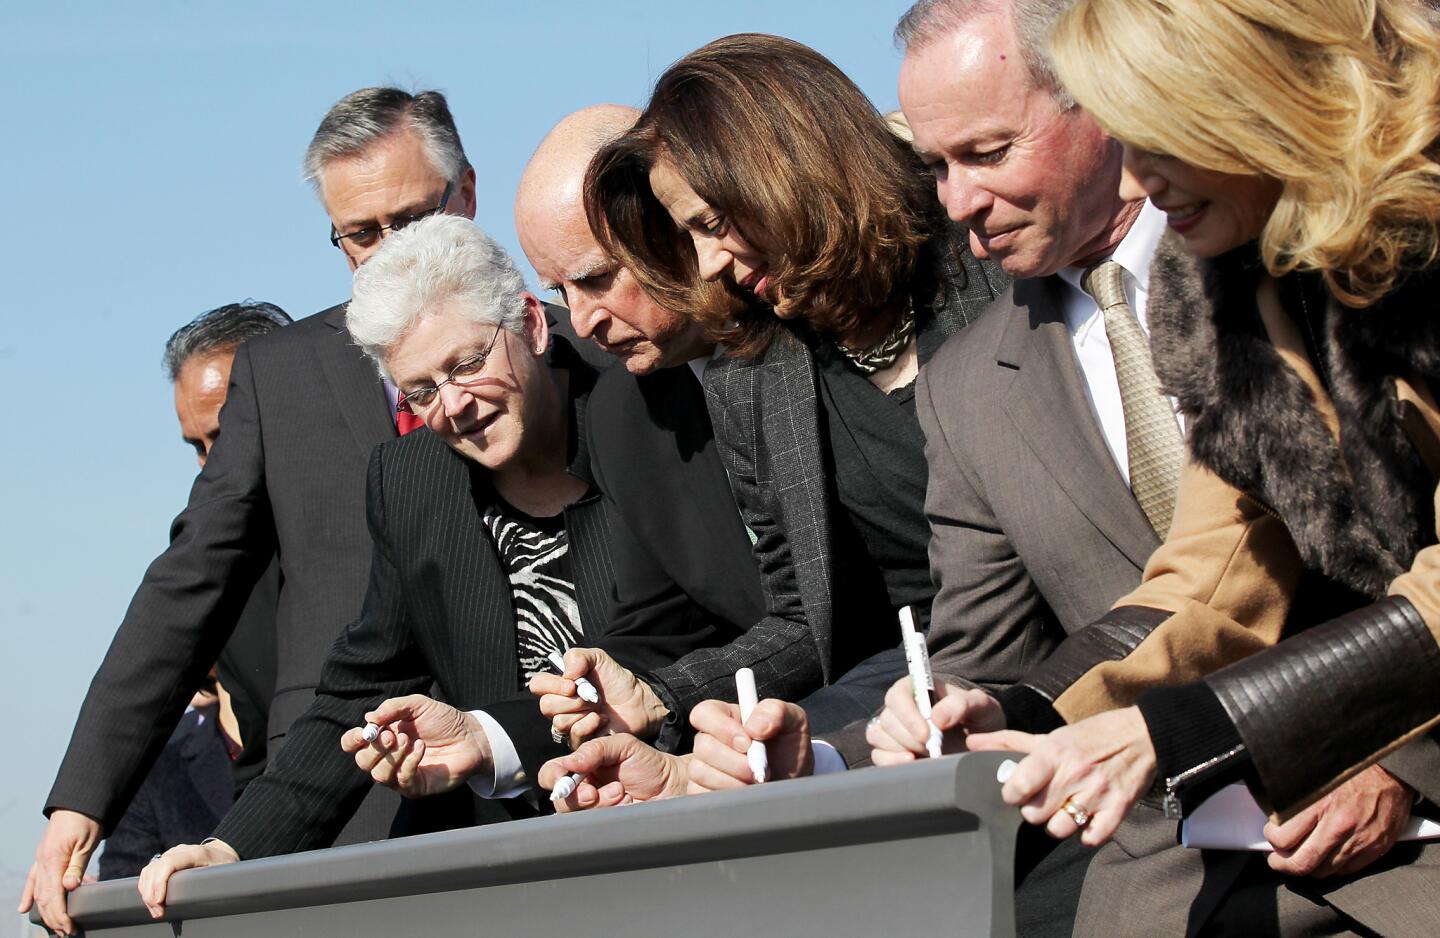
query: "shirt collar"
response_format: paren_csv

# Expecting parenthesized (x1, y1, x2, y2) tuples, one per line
(1056, 198, 1169, 295)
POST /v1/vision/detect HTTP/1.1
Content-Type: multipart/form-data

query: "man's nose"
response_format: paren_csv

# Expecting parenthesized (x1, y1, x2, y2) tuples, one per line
(569, 293, 608, 339)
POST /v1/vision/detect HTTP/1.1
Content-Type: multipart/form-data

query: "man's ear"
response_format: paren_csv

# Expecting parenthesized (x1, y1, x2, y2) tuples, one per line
(456, 166, 479, 220)
(521, 293, 550, 357)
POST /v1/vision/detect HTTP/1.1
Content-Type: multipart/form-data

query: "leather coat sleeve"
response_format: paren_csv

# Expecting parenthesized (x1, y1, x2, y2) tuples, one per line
(1002, 459, 1301, 729)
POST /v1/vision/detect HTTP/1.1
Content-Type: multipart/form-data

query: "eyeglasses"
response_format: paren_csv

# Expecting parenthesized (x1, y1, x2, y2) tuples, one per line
(395, 326, 505, 415)
(330, 180, 455, 256)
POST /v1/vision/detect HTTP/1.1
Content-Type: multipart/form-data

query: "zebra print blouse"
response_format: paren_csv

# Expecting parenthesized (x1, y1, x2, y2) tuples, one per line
(481, 499, 585, 685)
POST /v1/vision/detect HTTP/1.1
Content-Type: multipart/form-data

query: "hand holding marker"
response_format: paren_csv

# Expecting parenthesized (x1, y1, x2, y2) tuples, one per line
(736, 668, 769, 784)
(548, 651, 601, 704)
(899, 606, 943, 759)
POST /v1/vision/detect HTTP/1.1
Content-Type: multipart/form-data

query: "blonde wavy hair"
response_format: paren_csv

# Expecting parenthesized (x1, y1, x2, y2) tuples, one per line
(1049, 0, 1440, 306)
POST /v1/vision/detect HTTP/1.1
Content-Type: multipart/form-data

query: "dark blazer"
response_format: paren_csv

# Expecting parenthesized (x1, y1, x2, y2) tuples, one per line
(214, 557, 278, 795)
(585, 363, 763, 667)
(642, 239, 1005, 721)
(97, 706, 233, 881)
(47, 303, 407, 844)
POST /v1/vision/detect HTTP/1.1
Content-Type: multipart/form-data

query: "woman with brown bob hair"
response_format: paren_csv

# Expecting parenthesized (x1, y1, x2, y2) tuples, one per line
(537, 33, 1003, 752)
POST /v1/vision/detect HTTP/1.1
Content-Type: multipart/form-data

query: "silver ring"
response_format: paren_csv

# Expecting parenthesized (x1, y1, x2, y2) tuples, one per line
(550, 725, 566, 746)
(866, 716, 882, 733)
(1061, 797, 1092, 828)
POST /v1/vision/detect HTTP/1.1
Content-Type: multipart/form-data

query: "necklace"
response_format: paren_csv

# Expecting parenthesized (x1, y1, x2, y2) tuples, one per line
(835, 300, 917, 375)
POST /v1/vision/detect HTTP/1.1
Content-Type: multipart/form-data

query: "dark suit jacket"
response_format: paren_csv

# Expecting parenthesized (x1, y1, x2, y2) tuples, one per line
(46, 300, 606, 844)
(215, 557, 278, 795)
(586, 363, 763, 668)
(97, 706, 233, 881)
(47, 303, 408, 844)
(643, 239, 1005, 721)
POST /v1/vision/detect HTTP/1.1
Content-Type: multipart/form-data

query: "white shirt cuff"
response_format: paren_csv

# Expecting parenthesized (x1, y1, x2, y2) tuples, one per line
(464, 710, 528, 799)
(811, 740, 849, 775)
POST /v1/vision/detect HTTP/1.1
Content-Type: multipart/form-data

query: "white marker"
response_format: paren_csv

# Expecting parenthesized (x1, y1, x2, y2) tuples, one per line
(550, 771, 585, 801)
(548, 651, 600, 704)
(361, 722, 381, 743)
(735, 668, 769, 784)
(899, 606, 943, 759)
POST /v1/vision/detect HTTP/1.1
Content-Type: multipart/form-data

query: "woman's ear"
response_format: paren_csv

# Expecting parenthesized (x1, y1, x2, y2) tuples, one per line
(520, 293, 550, 357)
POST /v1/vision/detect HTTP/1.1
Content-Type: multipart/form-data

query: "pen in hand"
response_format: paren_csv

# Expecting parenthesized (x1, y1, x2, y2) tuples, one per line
(548, 651, 601, 704)
(899, 606, 943, 759)
(735, 667, 769, 784)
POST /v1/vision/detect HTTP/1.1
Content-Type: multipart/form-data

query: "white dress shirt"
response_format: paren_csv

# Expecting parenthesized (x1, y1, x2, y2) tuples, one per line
(1053, 200, 1177, 481)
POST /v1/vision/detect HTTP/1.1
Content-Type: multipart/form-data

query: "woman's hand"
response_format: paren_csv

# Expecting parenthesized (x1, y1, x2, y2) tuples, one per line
(529, 648, 670, 747)
(967, 706, 1157, 847)
(137, 840, 240, 919)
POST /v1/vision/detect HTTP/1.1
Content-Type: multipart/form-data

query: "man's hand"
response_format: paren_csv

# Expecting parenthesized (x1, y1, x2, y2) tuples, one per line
(1264, 764, 1412, 877)
(529, 648, 669, 747)
(968, 707, 1157, 848)
(17, 808, 102, 937)
(688, 699, 814, 793)
(538, 733, 689, 812)
(339, 694, 492, 798)
(867, 677, 1004, 765)
(137, 840, 240, 919)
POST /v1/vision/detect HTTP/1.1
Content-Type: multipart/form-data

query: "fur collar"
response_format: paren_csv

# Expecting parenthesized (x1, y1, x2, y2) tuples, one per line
(1146, 233, 1439, 598)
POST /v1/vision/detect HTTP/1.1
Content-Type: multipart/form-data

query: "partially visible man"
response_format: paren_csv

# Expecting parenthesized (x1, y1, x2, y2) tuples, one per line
(98, 301, 291, 880)
(516, 106, 764, 751)
(22, 88, 483, 937)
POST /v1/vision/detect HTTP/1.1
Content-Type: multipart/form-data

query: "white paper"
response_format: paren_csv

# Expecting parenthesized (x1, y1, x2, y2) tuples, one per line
(1182, 783, 1440, 850)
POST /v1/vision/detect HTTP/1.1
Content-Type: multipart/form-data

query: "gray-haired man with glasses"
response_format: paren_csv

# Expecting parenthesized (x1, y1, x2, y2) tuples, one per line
(23, 87, 488, 938)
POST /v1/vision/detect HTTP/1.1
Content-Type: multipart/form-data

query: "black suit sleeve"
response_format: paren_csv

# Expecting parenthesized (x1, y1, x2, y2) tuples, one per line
(46, 343, 276, 831)
(216, 557, 279, 795)
(210, 447, 433, 858)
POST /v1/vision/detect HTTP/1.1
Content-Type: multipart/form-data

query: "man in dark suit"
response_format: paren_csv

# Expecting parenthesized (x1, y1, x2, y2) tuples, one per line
(23, 87, 489, 938)
(97, 302, 293, 880)
(515, 107, 764, 748)
(162, 301, 291, 795)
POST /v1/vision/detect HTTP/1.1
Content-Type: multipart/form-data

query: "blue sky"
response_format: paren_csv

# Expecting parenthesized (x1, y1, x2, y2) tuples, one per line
(0, 0, 917, 910)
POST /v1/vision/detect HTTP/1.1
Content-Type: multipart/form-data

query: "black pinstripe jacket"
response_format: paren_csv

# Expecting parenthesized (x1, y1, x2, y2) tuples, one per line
(209, 342, 684, 859)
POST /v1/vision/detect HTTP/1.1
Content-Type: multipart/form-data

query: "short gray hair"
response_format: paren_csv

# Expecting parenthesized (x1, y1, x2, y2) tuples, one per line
(895, 0, 1077, 108)
(347, 214, 528, 374)
(303, 87, 470, 193)
(163, 300, 292, 381)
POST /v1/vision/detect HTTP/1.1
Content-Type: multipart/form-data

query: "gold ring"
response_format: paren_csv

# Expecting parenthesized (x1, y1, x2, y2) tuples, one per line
(1061, 797, 1092, 827)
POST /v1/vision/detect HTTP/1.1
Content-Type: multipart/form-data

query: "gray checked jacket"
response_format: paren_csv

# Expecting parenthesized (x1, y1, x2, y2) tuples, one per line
(642, 233, 1007, 733)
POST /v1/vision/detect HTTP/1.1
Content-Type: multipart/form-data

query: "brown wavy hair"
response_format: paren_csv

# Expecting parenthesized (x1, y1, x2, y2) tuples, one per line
(584, 33, 947, 357)
(1050, 0, 1440, 307)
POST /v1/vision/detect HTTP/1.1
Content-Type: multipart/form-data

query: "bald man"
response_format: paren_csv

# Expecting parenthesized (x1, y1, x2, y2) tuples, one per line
(517, 108, 762, 750)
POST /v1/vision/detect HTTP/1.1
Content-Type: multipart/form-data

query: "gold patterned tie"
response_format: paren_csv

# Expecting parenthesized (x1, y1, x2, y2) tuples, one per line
(1082, 260, 1184, 538)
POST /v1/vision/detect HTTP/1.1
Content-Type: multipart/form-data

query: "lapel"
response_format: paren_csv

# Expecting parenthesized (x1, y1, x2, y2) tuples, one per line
(563, 495, 613, 641)
(756, 333, 836, 676)
(318, 303, 396, 455)
(456, 464, 525, 696)
(999, 277, 1160, 568)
